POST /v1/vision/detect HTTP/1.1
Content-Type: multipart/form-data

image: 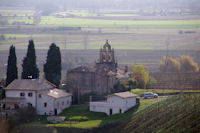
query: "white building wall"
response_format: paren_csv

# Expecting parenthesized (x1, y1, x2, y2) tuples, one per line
(90, 102, 108, 114)
(124, 97, 136, 110)
(90, 96, 137, 115)
(37, 93, 54, 115)
(37, 93, 72, 115)
(54, 96, 72, 114)
(6, 90, 37, 107)
(107, 96, 125, 115)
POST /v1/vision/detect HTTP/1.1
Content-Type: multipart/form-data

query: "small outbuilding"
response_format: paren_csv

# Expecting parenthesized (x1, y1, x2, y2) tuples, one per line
(90, 91, 138, 115)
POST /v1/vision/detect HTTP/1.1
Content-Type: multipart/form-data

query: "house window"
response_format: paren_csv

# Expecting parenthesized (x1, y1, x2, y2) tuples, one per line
(62, 101, 64, 106)
(3, 104, 6, 109)
(28, 92, 33, 97)
(44, 102, 47, 107)
(14, 104, 19, 109)
(20, 92, 25, 97)
(39, 94, 42, 98)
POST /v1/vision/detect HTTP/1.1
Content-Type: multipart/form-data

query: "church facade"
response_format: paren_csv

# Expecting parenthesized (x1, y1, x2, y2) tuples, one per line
(66, 41, 130, 95)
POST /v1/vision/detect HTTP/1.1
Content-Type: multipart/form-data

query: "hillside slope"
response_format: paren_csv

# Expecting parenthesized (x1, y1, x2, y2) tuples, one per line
(110, 94, 200, 133)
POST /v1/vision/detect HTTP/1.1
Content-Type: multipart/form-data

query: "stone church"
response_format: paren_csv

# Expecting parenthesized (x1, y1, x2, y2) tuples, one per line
(66, 40, 130, 95)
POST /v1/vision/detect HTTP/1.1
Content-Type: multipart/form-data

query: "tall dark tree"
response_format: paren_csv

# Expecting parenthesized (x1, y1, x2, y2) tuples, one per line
(6, 45, 18, 86)
(21, 40, 39, 79)
(44, 43, 61, 87)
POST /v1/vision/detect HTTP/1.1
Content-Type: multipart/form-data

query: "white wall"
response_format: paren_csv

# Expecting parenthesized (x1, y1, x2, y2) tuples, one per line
(5, 89, 72, 115)
(124, 97, 136, 110)
(54, 96, 72, 114)
(37, 92, 72, 115)
(90, 102, 108, 114)
(6, 90, 37, 107)
(37, 93, 54, 115)
(90, 96, 137, 115)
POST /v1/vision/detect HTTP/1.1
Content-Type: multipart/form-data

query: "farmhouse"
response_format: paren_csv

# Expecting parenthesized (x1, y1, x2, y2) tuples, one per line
(67, 40, 130, 95)
(0, 79, 72, 115)
(90, 91, 138, 115)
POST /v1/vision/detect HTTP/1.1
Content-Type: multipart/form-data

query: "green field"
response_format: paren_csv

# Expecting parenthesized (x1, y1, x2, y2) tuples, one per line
(38, 16, 200, 28)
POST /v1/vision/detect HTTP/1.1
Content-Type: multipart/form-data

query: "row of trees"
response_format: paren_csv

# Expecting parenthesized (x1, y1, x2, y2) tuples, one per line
(6, 40, 62, 87)
(159, 56, 199, 73)
(114, 55, 199, 90)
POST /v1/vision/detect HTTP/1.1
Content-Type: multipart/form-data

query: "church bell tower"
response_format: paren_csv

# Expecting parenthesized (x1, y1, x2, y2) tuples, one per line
(97, 40, 117, 68)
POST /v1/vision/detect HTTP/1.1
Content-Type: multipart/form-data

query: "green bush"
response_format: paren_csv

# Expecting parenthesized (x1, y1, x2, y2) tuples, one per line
(69, 116, 88, 122)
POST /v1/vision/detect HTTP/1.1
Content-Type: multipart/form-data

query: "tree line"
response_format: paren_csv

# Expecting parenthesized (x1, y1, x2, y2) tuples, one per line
(159, 56, 199, 73)
(114, 56, 199, 91)
(6, 40, 62, 88)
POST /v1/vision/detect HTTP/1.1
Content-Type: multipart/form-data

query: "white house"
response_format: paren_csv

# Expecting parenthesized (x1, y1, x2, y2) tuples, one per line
(0, 79, 72, 115)
(90, 91, 138, 115)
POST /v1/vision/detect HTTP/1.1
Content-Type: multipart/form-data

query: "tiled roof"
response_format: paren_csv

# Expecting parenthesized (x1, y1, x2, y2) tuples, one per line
(68, 65, 96, 73)
(0, 97, 25, 103)
(107, 91, 137, 99)
(6, 79, 56, 91)
(68, 64, 130, 78)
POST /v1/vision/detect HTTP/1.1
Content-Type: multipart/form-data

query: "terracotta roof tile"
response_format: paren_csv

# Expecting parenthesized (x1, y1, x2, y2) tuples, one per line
(6, 79, 56, 91)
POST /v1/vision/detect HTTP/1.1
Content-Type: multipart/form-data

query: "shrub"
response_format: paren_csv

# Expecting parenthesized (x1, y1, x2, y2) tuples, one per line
(68, 116, 88, 122)
(17, 106, 37, 123)
(132, 65, 149, 89)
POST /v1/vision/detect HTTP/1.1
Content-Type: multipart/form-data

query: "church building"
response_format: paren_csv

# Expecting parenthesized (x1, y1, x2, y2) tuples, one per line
(66, 40, 130, 95)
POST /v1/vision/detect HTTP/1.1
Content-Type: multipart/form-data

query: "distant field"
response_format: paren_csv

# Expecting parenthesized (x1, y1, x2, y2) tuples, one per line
(8, 17, 33, 24)
(0, 9, 200, 51)
(1, 27, 200, 51)
(0, 9, 35, 16)
(39, 16, 200, 28)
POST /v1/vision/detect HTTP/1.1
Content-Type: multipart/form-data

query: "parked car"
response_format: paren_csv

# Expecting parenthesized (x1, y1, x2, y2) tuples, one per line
(143, 92, 158, 99)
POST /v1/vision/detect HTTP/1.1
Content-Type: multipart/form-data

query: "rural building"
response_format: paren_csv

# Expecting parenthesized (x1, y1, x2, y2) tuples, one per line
(0, 79, 72, 115)
(67, 40, 131, 95)
(90, 91, 137, 115)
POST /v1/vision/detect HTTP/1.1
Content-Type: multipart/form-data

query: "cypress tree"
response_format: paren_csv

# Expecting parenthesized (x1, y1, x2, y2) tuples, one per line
(6, 45, 18, 86)
(21, 40, 39, 79)
(44, 43, 61, 87)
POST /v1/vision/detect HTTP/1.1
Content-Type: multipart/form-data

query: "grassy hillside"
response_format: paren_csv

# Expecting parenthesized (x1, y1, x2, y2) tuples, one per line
(110, 94, 200, 133)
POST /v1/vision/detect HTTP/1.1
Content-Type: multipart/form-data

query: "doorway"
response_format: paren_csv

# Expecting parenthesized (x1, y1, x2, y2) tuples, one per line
(54, 109, 57, 115)
(119, 108, 122, 114)
(109, 108, 112, 115)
